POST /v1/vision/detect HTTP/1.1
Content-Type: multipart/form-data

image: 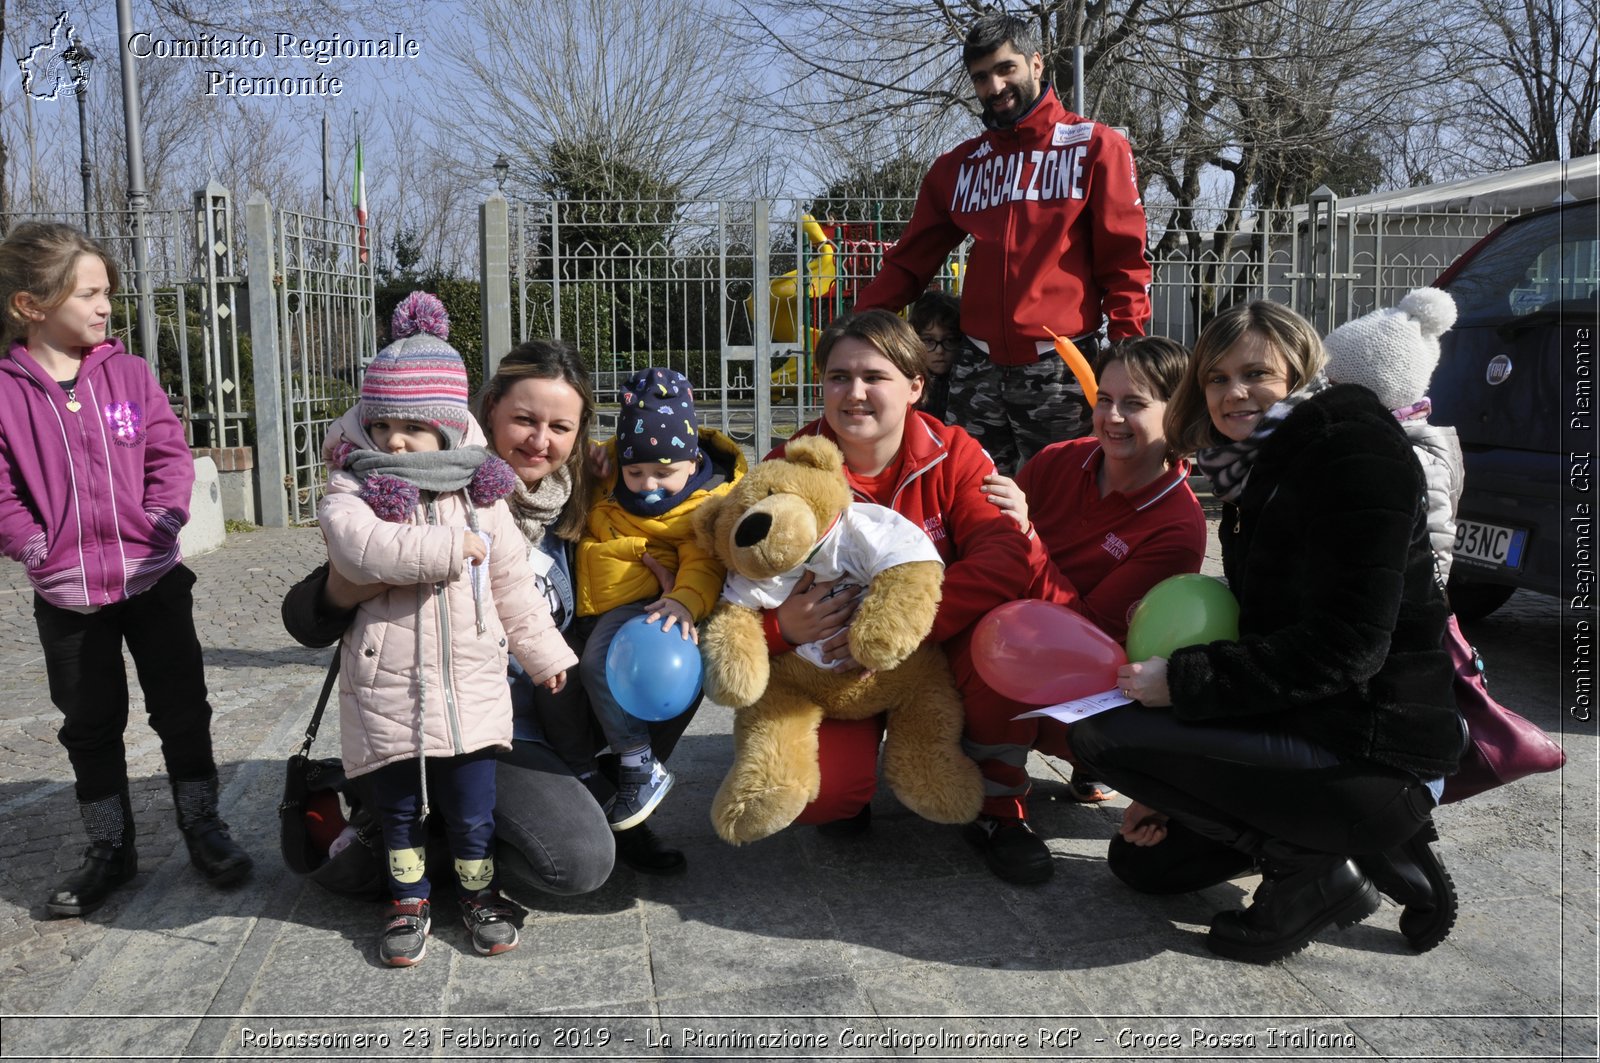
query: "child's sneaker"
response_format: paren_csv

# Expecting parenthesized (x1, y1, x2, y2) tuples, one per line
(378, 898, 430, 967)
(609, 759, 673, 831)
(459, 890, 520, 956)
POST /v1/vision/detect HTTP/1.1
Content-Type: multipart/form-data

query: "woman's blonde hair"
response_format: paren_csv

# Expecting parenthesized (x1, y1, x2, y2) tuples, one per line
(1165, 301, 1325, 456)
(814, 309, 929, 383)
(0, 222, 120, 344)
(475, 339, 595, 542)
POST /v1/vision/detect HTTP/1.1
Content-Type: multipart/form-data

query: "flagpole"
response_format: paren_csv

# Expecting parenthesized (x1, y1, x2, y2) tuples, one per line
(321, 111, 331, 266)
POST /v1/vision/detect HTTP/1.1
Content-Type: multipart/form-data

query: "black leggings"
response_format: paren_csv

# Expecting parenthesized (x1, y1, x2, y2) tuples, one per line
(1072, 705, 1434, 890)
(36, 564, 215, 801)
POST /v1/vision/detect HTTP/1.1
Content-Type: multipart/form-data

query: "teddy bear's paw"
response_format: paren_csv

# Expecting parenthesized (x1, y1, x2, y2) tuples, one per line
(883, 746, 984, 825)
(711, 781, 814, 845)
(702, 658, 769, 709)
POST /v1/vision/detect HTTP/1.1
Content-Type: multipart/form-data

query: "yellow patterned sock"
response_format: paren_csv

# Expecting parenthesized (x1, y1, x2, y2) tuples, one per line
(455, 856, 494, 893)
(388, 846, 427, 886)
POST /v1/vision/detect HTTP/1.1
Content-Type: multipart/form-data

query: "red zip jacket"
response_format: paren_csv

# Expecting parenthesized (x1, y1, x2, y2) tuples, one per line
(1017, 438, 1206, 641)
(774, 410, 1034, 644)
(855, 86, 1151, 363)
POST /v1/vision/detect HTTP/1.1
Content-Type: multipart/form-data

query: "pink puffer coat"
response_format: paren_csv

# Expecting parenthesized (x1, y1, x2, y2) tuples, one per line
(318, 412, 578, 779)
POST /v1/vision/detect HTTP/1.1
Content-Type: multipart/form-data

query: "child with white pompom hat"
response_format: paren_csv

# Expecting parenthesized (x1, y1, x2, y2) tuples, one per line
(1323, 288, 1463, 584)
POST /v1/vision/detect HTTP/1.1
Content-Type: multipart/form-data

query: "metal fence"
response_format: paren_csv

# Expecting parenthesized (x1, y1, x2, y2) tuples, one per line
(495, 191, 1526, 451)
(0, 184, 1538, 526)
(0, 195, 250, 449)
(1143, 196, 1521, 344)
(272, 210, 377, 524)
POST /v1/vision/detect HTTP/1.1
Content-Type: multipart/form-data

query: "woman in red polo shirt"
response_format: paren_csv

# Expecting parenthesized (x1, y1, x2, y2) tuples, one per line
(764, 310, 1042, 883)
(980, 337, 1207, 801)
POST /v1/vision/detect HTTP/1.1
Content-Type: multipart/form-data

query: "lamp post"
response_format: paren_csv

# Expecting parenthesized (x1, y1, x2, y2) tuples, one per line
(63, 43, 95, 231)
(493, 154, 509, 193)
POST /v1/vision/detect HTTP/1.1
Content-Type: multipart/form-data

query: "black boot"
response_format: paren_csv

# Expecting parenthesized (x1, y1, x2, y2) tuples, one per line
(172, 774, 253, 886)
(47, 791, 138, 918)
(1355, 820, 1457, 952)
(614, 822, 687, 875)
(964, 815, 1054, 885)
(1207, 856, 1379, 963)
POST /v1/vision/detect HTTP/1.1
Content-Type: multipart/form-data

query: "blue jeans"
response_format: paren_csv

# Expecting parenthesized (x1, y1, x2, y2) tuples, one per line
(576, 601, 655, 754)
(493, 739, 615, 896)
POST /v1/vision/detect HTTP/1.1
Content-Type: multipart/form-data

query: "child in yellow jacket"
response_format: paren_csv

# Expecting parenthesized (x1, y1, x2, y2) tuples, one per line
(576, 367, 745, 829)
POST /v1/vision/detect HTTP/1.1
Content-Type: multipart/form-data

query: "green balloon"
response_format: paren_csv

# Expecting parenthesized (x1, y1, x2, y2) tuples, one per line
(1126, 574, 1240, 662)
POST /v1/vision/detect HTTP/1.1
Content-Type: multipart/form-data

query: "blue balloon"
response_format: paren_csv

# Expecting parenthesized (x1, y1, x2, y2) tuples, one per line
(604, 615, 703, 722)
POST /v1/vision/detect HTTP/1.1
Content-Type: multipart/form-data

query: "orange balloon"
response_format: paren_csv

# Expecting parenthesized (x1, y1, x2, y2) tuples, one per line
(1046, 327, 1098, 407)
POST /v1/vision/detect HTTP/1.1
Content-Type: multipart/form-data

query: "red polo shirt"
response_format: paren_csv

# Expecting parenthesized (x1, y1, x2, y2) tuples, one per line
(1018, 438, 1206, 642)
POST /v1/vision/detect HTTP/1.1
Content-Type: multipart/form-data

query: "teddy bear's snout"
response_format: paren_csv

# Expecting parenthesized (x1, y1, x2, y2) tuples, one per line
(734, 510, 772, 548)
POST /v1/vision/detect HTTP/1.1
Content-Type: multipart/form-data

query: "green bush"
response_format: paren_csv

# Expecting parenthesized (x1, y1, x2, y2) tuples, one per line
(377, 279, 486, 391)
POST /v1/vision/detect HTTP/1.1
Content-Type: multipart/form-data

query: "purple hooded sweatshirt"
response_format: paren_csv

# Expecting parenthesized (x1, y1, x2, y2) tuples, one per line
(0, 338, 191, 608)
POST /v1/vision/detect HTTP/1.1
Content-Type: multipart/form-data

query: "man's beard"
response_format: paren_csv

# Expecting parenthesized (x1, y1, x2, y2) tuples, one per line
(983, 79, 1040, 127)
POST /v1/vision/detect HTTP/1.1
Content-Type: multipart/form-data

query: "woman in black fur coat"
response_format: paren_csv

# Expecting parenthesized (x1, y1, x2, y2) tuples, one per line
(1071, 301, 1466, 964)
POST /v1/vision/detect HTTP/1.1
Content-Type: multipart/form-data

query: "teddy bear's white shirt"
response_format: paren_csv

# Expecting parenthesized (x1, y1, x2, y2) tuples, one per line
(721, 503, 942, 671)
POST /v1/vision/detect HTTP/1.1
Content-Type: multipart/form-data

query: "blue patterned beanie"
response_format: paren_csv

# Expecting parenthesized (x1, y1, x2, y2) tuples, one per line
(617, 367, 700, 465)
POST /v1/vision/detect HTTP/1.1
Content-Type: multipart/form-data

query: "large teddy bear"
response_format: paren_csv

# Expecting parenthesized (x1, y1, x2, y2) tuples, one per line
(692, 436, 983, 845)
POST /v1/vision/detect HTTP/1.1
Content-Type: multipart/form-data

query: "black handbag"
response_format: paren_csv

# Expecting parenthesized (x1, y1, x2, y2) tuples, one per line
(278, 656, 384, 896)
(278, 654, 346, 874)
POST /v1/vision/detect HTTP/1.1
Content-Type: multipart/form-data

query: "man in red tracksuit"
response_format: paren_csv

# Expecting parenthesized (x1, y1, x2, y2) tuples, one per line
(855, 12, 1152, 474)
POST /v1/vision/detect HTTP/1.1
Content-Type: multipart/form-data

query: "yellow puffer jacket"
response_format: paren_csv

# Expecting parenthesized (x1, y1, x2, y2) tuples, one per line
(576, 428, 746, 620)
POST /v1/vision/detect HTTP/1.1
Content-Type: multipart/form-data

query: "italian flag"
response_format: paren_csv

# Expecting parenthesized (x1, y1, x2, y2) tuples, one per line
(353, 137, 369, 263)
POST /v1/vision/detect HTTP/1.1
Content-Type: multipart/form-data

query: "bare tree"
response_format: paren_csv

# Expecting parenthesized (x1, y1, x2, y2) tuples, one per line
(441, 0, 775, 203)
(1438, 0, 1598, 164)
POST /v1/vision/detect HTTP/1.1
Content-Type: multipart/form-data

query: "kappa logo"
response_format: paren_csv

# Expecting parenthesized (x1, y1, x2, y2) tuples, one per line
(1052, 121, 1094, 147)
(968, 142, 994, 161)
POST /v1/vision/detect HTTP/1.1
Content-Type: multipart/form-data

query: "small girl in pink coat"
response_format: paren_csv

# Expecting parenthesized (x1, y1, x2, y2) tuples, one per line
(318, 293, 576, 967)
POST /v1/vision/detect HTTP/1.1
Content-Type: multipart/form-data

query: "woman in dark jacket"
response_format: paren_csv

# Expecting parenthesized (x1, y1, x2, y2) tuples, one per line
(1074, 301, 1465, 964)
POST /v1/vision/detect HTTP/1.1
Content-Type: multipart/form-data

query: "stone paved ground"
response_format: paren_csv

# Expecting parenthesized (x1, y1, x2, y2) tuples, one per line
(0, 525, 1594, 1061)
(0, 528, 331, 1013)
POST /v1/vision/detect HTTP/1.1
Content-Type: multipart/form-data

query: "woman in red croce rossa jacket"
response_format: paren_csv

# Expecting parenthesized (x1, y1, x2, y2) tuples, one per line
(761, 310, 1054, 883)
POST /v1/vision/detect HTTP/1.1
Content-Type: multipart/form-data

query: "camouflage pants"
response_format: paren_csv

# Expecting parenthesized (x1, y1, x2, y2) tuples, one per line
(943, 336, 1100, 475)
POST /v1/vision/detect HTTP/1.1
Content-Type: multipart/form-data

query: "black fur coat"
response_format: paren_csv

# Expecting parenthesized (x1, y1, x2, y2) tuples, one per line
(1168, 384, 1464, 777)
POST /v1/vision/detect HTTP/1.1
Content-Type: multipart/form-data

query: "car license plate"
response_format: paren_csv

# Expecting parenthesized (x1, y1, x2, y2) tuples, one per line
(1454, 519, 1527, 568)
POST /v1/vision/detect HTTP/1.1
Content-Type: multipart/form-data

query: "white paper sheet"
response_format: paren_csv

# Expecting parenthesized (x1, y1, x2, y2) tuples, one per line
(1011, 687, 1134, 723)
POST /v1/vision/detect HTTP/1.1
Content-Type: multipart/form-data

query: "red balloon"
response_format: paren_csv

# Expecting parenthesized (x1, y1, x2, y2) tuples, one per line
(972, 600, 1128, 705)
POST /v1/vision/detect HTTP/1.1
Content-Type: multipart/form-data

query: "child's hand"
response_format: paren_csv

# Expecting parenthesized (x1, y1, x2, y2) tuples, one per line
(640, 552, 676, 594)
(542, 669, 568, 694)
(645, 598, 698, 643)
(588, 442, 613, 481)
(463, 531, 487, 565)
(980, 473, 1030, 534)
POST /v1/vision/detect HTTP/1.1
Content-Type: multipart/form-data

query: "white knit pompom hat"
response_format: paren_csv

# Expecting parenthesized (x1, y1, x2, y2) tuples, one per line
(1322, 288, 1458, 410)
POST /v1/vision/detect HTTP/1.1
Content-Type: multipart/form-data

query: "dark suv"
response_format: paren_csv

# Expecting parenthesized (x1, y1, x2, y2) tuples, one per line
(1429, 197, 1598, 618)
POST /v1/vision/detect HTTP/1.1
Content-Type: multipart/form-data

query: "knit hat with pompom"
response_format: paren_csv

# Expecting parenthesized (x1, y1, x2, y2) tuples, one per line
(1323, 288, 1458, 411)
(360, 292, 470, 449)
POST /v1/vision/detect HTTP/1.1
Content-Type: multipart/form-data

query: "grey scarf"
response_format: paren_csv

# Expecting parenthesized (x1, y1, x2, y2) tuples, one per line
(343, 445, 496, 492)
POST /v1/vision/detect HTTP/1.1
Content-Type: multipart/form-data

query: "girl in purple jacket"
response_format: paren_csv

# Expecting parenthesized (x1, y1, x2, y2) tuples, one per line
(0, 222, 251, 918)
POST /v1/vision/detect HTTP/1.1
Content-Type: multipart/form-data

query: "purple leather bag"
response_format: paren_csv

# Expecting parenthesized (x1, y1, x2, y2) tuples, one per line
(1441, 613, 1565, 803)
